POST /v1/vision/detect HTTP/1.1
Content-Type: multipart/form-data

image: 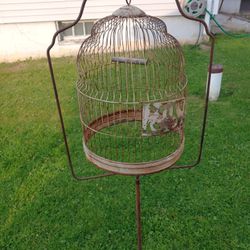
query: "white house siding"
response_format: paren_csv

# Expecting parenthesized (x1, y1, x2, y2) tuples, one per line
(0, 0, 201, 62)
(0, 0, 178, 24)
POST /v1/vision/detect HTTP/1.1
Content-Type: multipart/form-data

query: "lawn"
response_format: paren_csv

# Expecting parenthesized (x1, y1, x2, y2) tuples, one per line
(0, 36, 249, 250)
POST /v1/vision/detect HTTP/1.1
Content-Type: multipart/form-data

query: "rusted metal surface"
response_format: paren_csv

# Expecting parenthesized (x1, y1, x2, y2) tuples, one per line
(47, 1, 215, 250)
(83, 109, 184, 175)
(136, 176, 142, 250)
(111, 57, 148, 65)
(47, 0, 114, 181)
(47, 0, 215, 178)
(142, 99, 185, 136)
(77, 3, 187, 174)
(172, 0, 215, 169)
(211, 64, 223, 73)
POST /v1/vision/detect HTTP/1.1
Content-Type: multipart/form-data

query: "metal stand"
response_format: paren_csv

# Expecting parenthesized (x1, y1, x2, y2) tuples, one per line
(136, 176, 142, 250)
(47, 2, 215, 250)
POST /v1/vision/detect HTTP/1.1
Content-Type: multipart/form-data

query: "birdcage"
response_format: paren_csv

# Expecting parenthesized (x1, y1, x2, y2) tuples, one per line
(47, 0, 215, 249)
(76, 4, 187, 175)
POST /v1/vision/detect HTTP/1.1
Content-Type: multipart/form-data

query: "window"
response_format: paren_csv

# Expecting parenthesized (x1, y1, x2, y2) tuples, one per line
(58, 21, 95, 42)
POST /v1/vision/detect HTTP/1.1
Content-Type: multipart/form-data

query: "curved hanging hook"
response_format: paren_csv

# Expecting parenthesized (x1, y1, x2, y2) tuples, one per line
(126, 0, 132, 5)
(47, 0, 115, 181)
(171, 0, 215, 169)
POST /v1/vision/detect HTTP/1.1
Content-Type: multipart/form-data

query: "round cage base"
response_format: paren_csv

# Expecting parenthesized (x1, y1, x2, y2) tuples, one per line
(83, 110, 184, 176)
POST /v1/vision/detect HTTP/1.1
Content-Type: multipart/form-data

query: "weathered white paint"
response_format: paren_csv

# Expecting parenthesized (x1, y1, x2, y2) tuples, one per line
(204, 0, 213, 32)
(211, 0, 220, 15)
(220, 0, 242, 14)
(0, 0, 179, 24)
(203, 0, 220, 33)
(0, 16, 201, 62)
(208, 71, 223, 101)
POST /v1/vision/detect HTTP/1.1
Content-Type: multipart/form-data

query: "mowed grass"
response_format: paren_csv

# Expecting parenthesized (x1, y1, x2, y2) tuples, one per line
(0, 36, 249, 250)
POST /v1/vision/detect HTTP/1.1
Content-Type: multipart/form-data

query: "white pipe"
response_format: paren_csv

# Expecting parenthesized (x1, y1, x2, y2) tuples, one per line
(207, 64, 223, 101)
(212, 0, 220, 15)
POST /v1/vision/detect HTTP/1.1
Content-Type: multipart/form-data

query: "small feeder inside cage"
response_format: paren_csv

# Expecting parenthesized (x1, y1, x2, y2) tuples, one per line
(77, 4, 187, 175)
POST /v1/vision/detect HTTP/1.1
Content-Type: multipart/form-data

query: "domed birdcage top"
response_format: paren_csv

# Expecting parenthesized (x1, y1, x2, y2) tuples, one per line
(77, 4, 186, 105)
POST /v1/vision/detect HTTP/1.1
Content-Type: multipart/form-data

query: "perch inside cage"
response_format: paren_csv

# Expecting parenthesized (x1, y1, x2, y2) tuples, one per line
(77, 4, 187, 175)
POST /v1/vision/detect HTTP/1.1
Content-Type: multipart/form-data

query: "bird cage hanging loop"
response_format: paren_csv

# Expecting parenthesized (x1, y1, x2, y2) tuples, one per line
(126, 0, 132, 6)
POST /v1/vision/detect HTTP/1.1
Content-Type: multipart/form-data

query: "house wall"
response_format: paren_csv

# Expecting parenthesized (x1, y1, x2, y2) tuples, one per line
(0, 0, 202, 62)
(0, 17, 201, 63)
(220, 0, 242, 14)
(0, 0, 179, 24)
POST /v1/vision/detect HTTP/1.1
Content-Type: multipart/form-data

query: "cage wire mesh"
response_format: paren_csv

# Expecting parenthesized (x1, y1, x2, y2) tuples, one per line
(76, 4, 187, 175)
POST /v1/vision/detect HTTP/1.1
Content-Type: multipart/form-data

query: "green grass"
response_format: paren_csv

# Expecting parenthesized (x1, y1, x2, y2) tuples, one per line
(0, 36, 249, 249)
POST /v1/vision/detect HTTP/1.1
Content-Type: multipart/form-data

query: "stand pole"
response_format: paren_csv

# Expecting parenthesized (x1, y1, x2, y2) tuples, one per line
(135, 176, 142, 250)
